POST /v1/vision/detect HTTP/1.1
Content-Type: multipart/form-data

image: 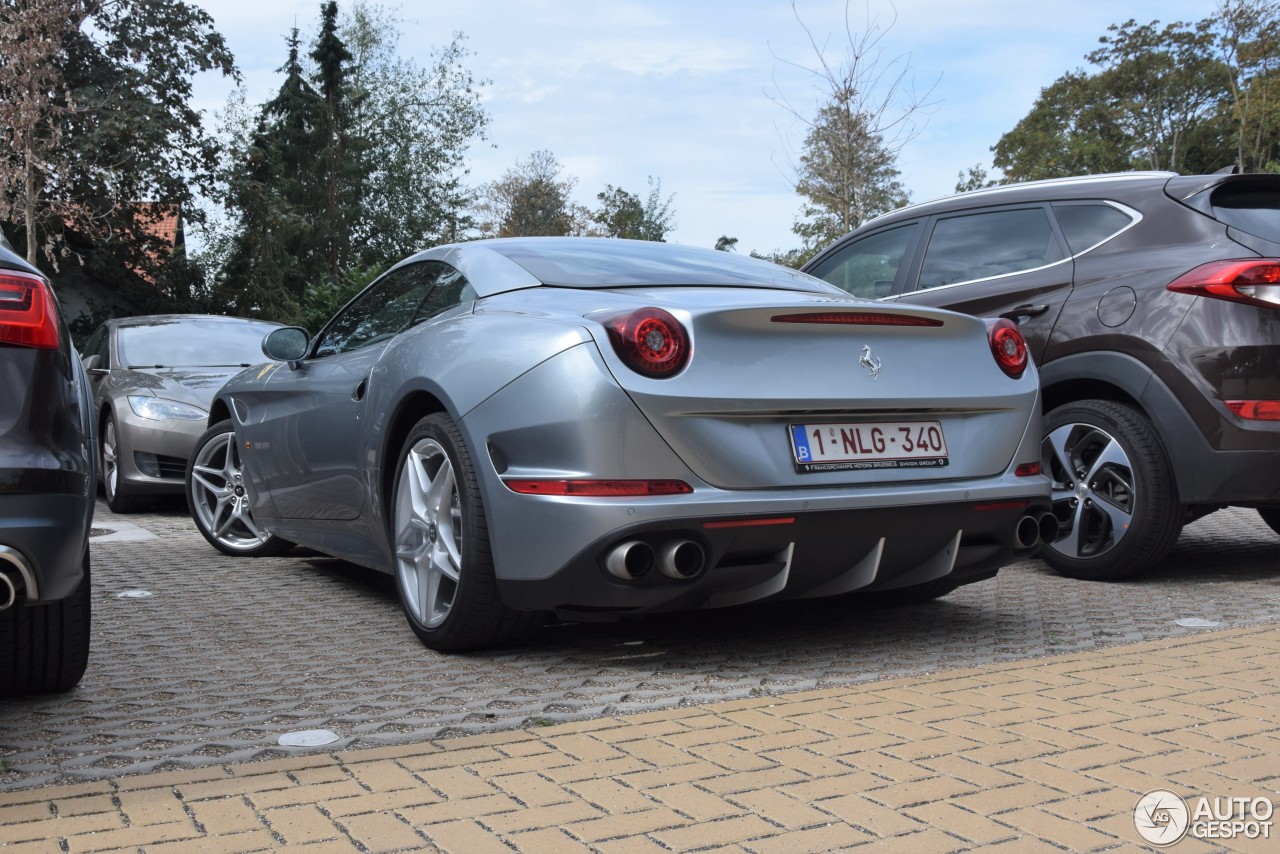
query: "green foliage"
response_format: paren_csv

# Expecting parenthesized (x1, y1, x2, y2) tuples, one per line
(994, 2, 1280, 181)
(478, 150, 588, 237)
(714, 236, 739, 252)
(593, 178, 676, 241)
(0, 0, 235, 277)
(955, 163, 997, 193)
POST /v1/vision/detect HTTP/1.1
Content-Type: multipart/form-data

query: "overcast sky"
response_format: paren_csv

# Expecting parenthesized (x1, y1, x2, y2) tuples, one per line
(189, 0, 1217, 255)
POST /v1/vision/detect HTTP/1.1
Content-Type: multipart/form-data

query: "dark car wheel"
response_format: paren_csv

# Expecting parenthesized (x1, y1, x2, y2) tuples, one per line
(101, 414, 140, 513)
(391, 413, 537, 652)
(0, 548, 91, 697)
(1041, 400, 1181, 580)
(1260, 508, 1280, 537)
(186, 420, 293, 557)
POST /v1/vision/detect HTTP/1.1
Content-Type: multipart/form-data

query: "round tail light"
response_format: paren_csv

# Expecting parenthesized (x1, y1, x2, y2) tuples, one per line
(599, 307, 690, 378)
(987, 318, 1028, 378)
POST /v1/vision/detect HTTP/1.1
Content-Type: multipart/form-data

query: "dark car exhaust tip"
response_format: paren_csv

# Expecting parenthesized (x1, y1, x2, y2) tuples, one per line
(658, 539, 706, 579)
(605, 540, 655, 580)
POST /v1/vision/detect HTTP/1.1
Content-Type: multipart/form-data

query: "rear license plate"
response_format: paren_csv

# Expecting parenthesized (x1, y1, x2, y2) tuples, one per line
(789, 421, 949, 472)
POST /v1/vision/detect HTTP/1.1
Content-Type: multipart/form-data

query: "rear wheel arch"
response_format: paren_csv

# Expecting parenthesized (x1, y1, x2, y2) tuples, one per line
(380, 390, 449, 527)
(207, 398, 232, 427)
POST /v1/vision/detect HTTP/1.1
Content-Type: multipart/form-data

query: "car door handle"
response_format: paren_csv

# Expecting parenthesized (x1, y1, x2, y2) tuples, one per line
(352, 379, 367, 402)
(999, 303, 1050, 320)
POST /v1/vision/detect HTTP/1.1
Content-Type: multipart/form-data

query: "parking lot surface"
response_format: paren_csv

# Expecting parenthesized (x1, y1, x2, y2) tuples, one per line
(1, 501, 1277, 791)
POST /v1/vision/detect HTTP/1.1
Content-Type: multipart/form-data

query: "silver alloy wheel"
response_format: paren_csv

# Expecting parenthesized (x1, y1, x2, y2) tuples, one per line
(394, 436, 463, 630)
(188, 430, 271, 551)
(102, 418, 120, 499)
(1043, 422, 1135, 559)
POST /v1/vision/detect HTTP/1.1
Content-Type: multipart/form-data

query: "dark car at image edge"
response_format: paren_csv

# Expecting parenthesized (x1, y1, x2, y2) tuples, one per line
(0, 234, 94, 696)
(805, 170, 1280, 580)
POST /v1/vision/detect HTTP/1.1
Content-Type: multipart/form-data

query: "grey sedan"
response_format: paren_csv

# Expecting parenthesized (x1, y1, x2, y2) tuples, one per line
(82, 315, 281, 512)
(186, 238, 1052, 651)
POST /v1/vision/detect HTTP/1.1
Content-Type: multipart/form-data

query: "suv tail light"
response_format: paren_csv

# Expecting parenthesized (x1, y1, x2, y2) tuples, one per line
(0, 270, 60, 349)
(1168, 259, 1280, 309)
(598, 307, 690, 378)
(986, 318, 1028, 378)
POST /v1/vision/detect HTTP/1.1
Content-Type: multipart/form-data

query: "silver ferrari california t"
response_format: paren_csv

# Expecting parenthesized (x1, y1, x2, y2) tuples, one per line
(186, 238, 1053, 651)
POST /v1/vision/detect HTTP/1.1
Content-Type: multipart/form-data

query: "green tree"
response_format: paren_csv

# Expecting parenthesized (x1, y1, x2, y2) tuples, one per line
(478, 150, 588, 237)
(770, 2, 932, 262)
(1216, 0, 1280, 170)
(0, 0, 235, 272)
(714, 235, 739, 252)
(341, 2, 488, 264)
(311, 1, 355, 275)
(593, 177, 676, 241)
(955, 163, 997, 193)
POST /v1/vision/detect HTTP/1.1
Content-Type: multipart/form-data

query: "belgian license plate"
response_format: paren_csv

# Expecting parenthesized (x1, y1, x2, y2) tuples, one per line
(789, 421, 949, 472)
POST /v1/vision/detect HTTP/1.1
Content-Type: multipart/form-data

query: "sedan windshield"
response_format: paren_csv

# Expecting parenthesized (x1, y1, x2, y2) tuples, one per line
(118, 319, 277, 368)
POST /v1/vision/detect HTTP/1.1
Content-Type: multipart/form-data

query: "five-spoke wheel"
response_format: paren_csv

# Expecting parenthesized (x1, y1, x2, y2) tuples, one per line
(101, 414, 139, 513)
(186, 420, 292, 557)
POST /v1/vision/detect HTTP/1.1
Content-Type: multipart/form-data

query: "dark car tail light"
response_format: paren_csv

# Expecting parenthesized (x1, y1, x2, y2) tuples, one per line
(771, 312, 943, 327)
(599, 307, 690, 378)
(986, 318, 1028, 378)
(1226, 400, 1280, 421)
(1168, 259, 1280, 309)
(503, 478, 693, 496)
(0, 270, 60, 349)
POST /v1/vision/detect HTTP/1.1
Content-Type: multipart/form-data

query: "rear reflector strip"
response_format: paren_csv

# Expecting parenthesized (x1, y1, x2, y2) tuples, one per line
(771, 312, 943, 327)
(702, 517, 796, 529)
(973, 500, 1029, 512)
(1226, 400, 1280, 421)
(1015, 462, 1042, 477)
(503, 479, 693, 496)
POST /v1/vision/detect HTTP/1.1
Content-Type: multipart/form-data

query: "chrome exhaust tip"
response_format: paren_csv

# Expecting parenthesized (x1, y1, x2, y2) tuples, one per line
(658, 540, 705, 579)
(605, 540, 654, 580)
(1036, 512, 1060, 545)
(1014, 514, 1042, 551)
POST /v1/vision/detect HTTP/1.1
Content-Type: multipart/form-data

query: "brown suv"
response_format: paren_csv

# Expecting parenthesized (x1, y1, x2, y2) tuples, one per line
(805, 171, 1280, 580)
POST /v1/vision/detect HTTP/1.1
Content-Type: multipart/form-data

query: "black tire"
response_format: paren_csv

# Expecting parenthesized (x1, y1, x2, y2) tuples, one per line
(0, 549, 91, 697)
(1260, 507, 1280, 537)
(186, 420, 293, 557)
(101, 413, 140, 513)
(390, 413, 538, 651)
(1041, 400, 1181, 580)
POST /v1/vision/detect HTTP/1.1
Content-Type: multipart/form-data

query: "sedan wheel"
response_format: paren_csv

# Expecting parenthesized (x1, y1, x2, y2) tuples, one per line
(1041, 400, 1180, 580)
(101, 415, 138, 513)
(185, 420, 292, 557)
(391, 413, 537, 651)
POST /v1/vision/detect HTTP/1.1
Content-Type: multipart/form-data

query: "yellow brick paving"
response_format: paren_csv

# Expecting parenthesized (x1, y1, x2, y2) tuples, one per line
(2, 625, 1279, 853)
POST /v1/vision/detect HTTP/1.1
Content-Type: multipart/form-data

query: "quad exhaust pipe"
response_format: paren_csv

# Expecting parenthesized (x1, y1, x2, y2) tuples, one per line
(1014, 512, 1060, 551)
(605, 538, 706, 581)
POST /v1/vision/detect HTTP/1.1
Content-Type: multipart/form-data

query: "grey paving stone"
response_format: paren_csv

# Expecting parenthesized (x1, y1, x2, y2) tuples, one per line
(0, 499, 1276, 790)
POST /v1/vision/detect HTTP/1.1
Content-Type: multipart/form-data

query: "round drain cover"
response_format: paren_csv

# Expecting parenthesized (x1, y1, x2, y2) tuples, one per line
(278, 729, 340, 747)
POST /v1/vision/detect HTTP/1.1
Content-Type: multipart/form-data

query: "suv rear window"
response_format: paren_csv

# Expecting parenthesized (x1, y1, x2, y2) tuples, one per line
(1205, 184, 1280, 242)
(1052, 203, 1133, 254)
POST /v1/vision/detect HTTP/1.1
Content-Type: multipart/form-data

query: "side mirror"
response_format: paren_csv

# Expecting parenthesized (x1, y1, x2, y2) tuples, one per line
(82, 354, 100, 371)
(262, 326, 311, 366)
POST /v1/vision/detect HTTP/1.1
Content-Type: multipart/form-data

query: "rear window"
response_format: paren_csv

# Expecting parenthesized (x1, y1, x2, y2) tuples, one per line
(1052, 203, 1134, 254)
(1206, 184, 1280, 242)
(807, 223, 918, 299)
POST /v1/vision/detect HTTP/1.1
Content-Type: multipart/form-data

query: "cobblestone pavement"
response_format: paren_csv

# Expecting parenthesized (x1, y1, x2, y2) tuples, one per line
(2, 625, 1278, 852)
(1, 501, 1277, 791)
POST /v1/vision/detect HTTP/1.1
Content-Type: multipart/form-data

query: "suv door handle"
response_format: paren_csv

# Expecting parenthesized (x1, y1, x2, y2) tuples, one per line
(999, 303, 1050, 320)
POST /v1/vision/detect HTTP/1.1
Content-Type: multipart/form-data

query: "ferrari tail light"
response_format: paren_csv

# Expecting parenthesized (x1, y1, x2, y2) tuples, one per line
(986, 318, 1028, 378)
(1168, 259, 1280, 309)
(599, 307, 690, 378)
(503, 478, 693, 496)
(771, 312, 942, 327)
(0, 270, 60, 349)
